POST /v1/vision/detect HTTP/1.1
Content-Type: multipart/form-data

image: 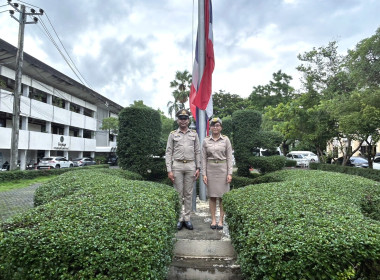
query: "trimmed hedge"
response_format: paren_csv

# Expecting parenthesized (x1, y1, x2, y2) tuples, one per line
(1, 171, 179, 279)
(117, 106, 164, 179)
(0, 165, 108, 183)
(34, 168, 144, 206)
(223, 169, 380, 279)
(310, 162, 380, 182)
(232, 110, 263, 177)
(285, 159, 297, 167)
(230, 174, 259, 190)
(249, 155, 286, 174)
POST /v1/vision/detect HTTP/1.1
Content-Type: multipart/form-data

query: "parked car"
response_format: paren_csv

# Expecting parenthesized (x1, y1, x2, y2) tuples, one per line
(252, 147, 283, 157)
(37, 157, 73, 169)
(334, 156, 380, 169)
(1, 160, 20, 171)
(107, 155, 118, 166)
(287, 151, 319, 163)
(349, 156, 369, 168)
(1, 161, 9, 171)
(72, 157, 96, 167)
(285, 153, 309, 167)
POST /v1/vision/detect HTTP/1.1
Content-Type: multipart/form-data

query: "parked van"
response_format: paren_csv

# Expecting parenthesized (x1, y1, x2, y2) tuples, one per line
(287, 151, 319, 163)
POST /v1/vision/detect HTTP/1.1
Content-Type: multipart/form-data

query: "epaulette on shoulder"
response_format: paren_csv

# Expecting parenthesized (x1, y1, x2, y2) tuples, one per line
(191, 129, 197, 133)
(170, 130, 176, 134)
(206, 135, 211, 138)
(222, 134, 228, 137)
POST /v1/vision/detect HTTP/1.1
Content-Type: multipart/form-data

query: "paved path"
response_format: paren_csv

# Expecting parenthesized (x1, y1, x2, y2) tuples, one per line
(0, 184, 41, 222)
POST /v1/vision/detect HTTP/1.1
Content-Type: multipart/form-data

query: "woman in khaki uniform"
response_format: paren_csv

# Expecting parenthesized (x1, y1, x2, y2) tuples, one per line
(202, 118, 233, 230)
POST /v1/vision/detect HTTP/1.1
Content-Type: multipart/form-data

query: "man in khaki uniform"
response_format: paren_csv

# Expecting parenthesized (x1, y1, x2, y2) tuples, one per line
(166, 109, 201, 230)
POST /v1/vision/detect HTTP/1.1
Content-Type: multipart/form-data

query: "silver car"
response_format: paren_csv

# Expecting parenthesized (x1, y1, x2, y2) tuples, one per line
(72, 157, 96, 167)
(286, 153, 309, 167)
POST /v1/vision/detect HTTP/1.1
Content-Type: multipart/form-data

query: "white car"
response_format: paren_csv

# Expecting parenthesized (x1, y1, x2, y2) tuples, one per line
(37, 157, 73, 169)
(286, 153, 309, 167)
(287, 151, 319, 163)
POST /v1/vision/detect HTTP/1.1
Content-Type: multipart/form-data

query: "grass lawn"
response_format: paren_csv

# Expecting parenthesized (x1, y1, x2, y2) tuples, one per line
(0, 176, 57, 192)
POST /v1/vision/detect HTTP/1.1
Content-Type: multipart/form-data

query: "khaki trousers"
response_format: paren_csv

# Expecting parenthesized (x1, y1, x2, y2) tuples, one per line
(173, 161, 196, 222)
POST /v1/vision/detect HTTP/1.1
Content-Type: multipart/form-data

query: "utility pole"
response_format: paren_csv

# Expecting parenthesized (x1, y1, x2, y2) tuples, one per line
(8, 1, 43, 170)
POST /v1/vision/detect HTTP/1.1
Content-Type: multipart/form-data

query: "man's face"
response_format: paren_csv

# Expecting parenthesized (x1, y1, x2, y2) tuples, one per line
(177, 116, 190, 129)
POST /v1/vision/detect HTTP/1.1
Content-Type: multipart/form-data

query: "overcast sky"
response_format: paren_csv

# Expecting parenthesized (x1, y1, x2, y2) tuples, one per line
(0, 0, 379, 117)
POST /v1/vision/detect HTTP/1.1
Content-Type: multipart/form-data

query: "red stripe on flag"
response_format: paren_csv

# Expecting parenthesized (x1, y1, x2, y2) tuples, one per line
(193, 0, 214, 110)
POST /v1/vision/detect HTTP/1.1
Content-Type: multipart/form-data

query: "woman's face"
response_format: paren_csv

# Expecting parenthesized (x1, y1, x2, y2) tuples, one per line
(211, 123, 222, 134)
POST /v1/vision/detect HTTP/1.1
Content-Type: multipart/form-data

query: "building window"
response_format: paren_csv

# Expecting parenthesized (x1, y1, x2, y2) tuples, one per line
(70, 103, 81, 113)
(52, 124, 64, 135)
(52, 96, 65, 108)
(83, 129, 93, 139)
(29, 87, 47, 103)
(83, 107, 94, 117)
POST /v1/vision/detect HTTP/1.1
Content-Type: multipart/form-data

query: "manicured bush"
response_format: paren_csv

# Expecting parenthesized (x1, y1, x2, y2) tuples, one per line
(0, 165, 108, 183)
(34, 168, 144, 206)
(1, 171, 179, 280)
(310, 162, 380, 182)
(230, 174, 258, 190)
(224, 169, 380, 279)
(249, 155, 286, 174)
(221, 116, 233, 144)
(232, 110, 263, 177)
(117, 106, 165, 179)
(285, 159, 297, 167)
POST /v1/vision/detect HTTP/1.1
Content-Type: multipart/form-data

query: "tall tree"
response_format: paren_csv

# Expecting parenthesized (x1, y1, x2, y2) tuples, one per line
(249, 70, 294, 112)
(347, 27, 380, 89)
(167, 70, 192, 117)
(323, 89, 380, 168)
(212, 90, 250, 118)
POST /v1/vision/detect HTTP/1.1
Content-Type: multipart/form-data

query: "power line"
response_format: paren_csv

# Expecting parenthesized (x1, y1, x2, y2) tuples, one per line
(43, 12, 94, 90)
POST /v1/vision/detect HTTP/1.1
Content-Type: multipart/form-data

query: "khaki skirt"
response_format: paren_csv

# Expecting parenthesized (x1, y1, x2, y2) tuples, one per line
(206, 161, 230, 198)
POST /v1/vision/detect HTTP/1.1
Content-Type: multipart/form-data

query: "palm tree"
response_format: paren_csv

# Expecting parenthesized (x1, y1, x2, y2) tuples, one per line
(167, 70, 192, 117)
(167, 100, 181, 118)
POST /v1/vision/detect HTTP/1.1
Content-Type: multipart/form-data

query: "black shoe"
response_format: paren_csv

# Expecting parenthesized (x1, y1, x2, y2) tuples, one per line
(177, 221, 184, 230)
(216, 225, 223, 230)
(184, 221, 193, 230)
(210, 224, 217, 230)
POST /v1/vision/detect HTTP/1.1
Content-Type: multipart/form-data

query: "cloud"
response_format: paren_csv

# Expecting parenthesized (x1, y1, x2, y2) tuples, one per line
(0, 0, 378, 116)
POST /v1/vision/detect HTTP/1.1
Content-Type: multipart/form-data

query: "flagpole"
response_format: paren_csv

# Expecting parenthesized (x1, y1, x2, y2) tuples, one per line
(198, 0, 207, 201)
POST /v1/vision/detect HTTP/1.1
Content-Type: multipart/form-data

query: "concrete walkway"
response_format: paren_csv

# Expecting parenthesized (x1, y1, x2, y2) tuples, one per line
(0, 183, 41, 222)
(168, 199, 242, 280)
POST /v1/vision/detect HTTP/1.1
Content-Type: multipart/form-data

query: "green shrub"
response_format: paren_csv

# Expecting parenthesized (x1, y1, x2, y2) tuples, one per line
(232, 110, 263, 177)
(117, 106, 164, 179)
(249, 155, 286, 174)
(224, 169, 380, 279)
(285, 159, 297, 167)
(221, 116, 233, 144)
(310, 162, 380, 182)
(1, 172, 179, 280)
(0, 165, 109, 183)
(0, 168, 69, 183)
(34, 169, 144, 206)
(230, 175, 257, 190)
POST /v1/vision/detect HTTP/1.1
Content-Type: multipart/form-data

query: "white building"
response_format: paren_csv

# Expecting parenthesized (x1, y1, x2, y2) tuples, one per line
(0, 39, 123, 170)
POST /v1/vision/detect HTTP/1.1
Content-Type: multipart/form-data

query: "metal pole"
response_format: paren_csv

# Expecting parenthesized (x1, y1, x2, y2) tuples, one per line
(10, 5, 26, 171)
(198, 0, 207, 201)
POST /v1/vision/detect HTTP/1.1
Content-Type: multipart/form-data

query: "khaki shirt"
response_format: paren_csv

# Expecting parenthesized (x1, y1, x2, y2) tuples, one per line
(201, 135, 233, 175)
(165, 128, 201, 172)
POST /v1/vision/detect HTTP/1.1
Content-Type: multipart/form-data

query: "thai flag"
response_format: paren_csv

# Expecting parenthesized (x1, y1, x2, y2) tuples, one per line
(189, 0, 214, 133)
